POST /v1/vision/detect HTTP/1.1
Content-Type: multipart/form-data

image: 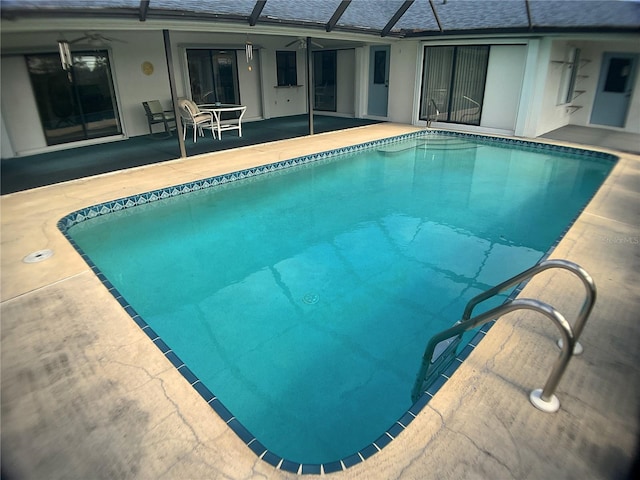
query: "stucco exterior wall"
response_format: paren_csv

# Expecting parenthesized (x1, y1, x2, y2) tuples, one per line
(336, 49, 355, 116)
(257, 48, 307, 119)
(0, 55, 47, 154)
(117, 30, 175, 138)
(481, 45, 527, 133)
(387, 40, 419, 125)
(533, 39, 575, 137)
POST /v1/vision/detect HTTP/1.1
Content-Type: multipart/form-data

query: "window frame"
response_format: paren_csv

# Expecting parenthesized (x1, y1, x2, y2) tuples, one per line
(276, 50, 298, 87)
(419, 45, 490, 126)
(557, 47, 581, 105)
(313, 50, 337, 112)
(25, 49, 122, 146)
(186, 48, 241, 105)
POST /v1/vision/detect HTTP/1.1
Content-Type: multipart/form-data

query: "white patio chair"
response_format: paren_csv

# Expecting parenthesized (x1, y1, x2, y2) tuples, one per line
(177, 98, 216, 142)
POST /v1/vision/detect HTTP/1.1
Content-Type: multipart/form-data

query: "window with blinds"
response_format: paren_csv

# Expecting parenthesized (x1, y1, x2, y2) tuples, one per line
(420, 45, 490, 126)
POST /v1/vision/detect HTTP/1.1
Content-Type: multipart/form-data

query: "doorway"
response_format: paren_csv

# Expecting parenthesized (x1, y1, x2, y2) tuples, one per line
(26, 51, 121, 146)
(367, 46, 390, 117)
(186, 49, 240, 105)
(419, 45, 489, 126)
(590, 52, 638, 128)
(313, 50, 337, 111)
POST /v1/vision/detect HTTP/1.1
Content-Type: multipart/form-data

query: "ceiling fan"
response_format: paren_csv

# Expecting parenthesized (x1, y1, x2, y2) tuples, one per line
(284, 37, 324, 49)
(57, 31, 126, 71)
(69, 32, 127, 46)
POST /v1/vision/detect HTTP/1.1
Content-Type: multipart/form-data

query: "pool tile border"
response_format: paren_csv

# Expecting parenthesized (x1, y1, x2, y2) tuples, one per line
(57, 130, 616, 232)
(57, 130, 618, 475)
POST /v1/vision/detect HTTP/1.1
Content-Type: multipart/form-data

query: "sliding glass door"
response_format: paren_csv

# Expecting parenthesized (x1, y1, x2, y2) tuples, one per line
(187, 49, 240, 105)
(420, 45, 489, 125)
(313, 50, 337, 111)
(26, 51, 121, 146)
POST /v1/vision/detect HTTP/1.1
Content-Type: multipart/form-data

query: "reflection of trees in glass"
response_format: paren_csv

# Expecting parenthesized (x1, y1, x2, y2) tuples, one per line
(27, 54, 76, 128)
(313, 50, 336, 111)
(187, 49, 240, 105)
(26, 50, 121, 145)
(26, 54, 61, 74)
(604, 58, 631, 93)
(374, 50, 386, 85)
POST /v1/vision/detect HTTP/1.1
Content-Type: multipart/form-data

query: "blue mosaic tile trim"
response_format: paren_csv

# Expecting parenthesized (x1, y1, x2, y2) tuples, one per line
(373, 432, 393, 450)
(192, 381, 215, 403)
(359, 443, 379, 460)
(57, 129, 616, 235)
(542, 172, 612, 264)
(424, 129, 619, 162)
(248, 439, 267, 457)
(409, 391, 432, 416)
(56, 130, 618, 475)
(280, 459, 301, 474)
(468, 330, 487, 348)
(322, 461, 343, 474)
(301, 464, 322, 475)
(397, 411, 416, 428)
(57, 131, 422, 233)
(227, 419, 254, 444)
(261, 450, 282, 468)
(342, 453, 363, 468)
(441, 358, 462, 379)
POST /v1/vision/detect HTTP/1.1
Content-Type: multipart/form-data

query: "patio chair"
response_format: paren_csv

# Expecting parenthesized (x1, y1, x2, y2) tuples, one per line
(177, 98, 216, 142)
(142, 100, 176, 136)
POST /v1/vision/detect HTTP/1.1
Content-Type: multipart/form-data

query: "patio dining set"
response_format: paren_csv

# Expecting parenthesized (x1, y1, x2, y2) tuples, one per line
(142, 99, 246, 141)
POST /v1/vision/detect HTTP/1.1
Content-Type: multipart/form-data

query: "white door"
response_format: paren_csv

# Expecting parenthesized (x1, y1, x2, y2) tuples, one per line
(590, 52, 638, 128)
(368, 46, 390, 117)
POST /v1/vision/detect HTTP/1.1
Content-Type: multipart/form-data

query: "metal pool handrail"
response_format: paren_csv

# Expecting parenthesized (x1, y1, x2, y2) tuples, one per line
(462, 259, 596, 355)
(411, 298, 575, 413)
(412, 259, 597, 412)
(427, 99, 440, 127)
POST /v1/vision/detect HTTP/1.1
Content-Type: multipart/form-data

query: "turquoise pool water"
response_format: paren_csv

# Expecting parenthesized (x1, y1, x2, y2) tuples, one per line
(66, 134, 614, 466)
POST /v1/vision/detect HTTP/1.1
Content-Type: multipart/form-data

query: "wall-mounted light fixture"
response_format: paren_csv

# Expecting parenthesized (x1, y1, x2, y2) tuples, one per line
(245, 36, 253, 71)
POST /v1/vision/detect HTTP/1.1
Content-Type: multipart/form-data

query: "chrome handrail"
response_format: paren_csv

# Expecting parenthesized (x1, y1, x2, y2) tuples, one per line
(411, 298, 575, 412)
(462, 95, 481, 108)
(427, 99, 440, 127)
(462, 259, 596, 354)
(460, 95, 481, 122)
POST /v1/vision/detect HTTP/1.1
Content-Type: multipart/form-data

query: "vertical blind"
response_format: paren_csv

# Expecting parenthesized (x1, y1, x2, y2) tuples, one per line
(420, 45, 490, 126)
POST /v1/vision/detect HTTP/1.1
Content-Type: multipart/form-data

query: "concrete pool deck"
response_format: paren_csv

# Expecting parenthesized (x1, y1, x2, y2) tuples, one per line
(1, 123, 639, 479)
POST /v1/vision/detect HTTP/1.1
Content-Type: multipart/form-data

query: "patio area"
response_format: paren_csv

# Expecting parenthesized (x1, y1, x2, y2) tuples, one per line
(1, 114, 380, 194)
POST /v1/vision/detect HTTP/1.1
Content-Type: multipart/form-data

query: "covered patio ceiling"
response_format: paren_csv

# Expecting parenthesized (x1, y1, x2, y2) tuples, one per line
(2, 0, 639, 37)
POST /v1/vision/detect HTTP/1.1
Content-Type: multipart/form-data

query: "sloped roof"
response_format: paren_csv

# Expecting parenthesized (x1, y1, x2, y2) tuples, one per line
(2, 0, 639, 36)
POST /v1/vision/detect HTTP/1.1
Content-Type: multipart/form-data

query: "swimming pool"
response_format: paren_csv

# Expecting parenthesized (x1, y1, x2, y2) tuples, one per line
(60, 131, 615, 473)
